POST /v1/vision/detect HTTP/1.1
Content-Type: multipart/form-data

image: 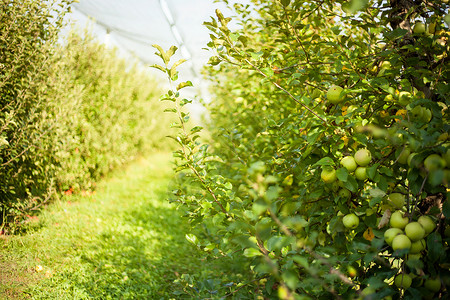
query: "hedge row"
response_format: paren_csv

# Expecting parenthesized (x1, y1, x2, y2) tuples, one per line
(0, 1, 172, 232)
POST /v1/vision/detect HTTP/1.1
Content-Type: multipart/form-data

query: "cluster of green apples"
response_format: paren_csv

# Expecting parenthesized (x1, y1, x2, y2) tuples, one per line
(320, 148, 373, 185)
(383, 204, 442, 293)
(397, 146, 450, 186)
(392, 272, 442, 295)
(341, 148, 372, 181)
(412, 20, 444, 36)
(321, 29, 448, 296)
(412, 18, 450, 52)
(320, 148, 374, 229)
(384, 211, 435, 253)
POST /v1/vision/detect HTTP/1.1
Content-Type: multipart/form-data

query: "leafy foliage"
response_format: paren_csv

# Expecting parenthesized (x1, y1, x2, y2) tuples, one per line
(0, 0, 74, 231)
(54, 30, 174, 192)
(156, 0, 449, 298)
(0, 1, 173, 232)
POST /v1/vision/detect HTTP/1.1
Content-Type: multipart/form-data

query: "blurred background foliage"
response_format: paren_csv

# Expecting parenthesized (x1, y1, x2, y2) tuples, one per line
(0, 0, 174, 232)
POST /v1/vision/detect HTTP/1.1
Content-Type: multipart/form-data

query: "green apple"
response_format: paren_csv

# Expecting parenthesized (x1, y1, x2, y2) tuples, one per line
(355, 167, 367, 180)
(321, 167, 337, 183)
(424, 154, 446, 172)
(347, 266, 357, 278)
(410, 106, 431, 123)
(384, 228, 403, 246)
(408, 253, 422, 261)
(445, 169, 450, 185)
(340, 156, 357, 172)
(354, 149, 372, 166)
(424, 277, 441, 292)
(428, 22, 436, 34)
(388, 193, 405, 209)
(410, 106, 424, 119)
(331, 181, 340, 192)
(394, 273, 412, 289)
(380, 61, 391, 69)
(409, 239, 426, 254)
(438, 132, 448, 142)
(361, 286, 375, 297)
(407, 152, 420, 168)
(417, 215, 436, 235)
(390, 211, 409, 229)
(385, 94, 394, 102)
(327, 85, 345, 104)
(413, 22, 426, 34)
(397, 148, 410, 164)
(392, 234, 412, 251)
(378, 61, 392, 76)
(398, 91, 411, 106)
(422, 108, 432, 123)
(346, 105, 358, 114)
(405, 222, 425, 241)
(365, 208, 375, 216)
(445, 225, 450, 237)
(338, 188, 351, 199)
(343, 213, 359, 229)
(444, 149, 450, 166)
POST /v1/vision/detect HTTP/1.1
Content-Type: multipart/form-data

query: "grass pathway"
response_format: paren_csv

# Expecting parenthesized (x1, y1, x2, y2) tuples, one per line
(0, 152, 219, 299)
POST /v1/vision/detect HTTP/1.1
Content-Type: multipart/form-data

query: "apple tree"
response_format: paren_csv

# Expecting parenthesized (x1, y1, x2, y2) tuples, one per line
(154, 0, 449, 298)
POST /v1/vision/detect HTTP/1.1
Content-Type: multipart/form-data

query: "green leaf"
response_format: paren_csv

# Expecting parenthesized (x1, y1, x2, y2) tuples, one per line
(444, 13, 450, 27)
(215, 9, 231, 27)
(377, 176, 388, 192)
(343, 176, 358, 193)
(280, 0, 291, 7)
(185, 234, 199, 246)
(167, 45, 178, 59)
(267, 236, 283, 252)
(428, 170, 444, 187)
(443, 198, 450, 218)
(176, 81, 193, 91)
(313, 157, 335, 167)
(384, 28, 408, 41)
(343, 0, 368, 14)
(265, 185, 280, 202)
(170, 58, 187, 78)
(243, 248, 262, 257)
(427, 232, 444, 263)
(250, 51, 263, 60)
(169, 68, 178, 81)
(336, 167, 349, 182)
(152, 44, 173, 65)
(208, 56, 221, 66)
(190, 126, 203, 134)
(252, 201, 267, 216)
(369, 187, 386, 198)
(405, 257, 424, 270)
(149, 64, 166, 73)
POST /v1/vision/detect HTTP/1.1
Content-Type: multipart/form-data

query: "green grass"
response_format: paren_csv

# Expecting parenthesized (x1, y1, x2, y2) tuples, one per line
(0, 152, 242, 299)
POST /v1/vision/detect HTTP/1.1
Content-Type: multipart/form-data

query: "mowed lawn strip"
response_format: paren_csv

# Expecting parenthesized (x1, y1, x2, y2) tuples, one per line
(0, 152, 209, 299)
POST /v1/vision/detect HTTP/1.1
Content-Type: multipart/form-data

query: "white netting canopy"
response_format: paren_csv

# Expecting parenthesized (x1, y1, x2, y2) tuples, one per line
(68, 0, 248, 82)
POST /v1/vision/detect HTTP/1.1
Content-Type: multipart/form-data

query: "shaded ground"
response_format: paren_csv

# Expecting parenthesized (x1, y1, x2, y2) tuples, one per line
(0, 152, 225, 299)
